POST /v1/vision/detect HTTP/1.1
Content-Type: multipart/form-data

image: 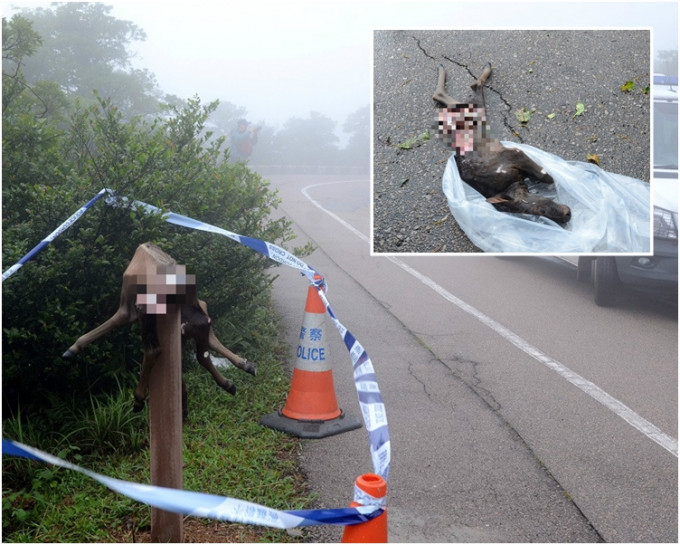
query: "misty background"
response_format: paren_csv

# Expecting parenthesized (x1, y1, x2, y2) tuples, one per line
(2, 1, 678, 175)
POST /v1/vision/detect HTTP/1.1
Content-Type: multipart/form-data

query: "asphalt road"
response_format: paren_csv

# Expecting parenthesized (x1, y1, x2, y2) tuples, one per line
(266, 174, 676, 542)
(373, 29, 651, 253)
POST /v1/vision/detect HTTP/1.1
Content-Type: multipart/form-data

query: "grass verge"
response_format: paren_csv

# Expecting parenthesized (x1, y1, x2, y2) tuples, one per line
(2, 340, 312, 542)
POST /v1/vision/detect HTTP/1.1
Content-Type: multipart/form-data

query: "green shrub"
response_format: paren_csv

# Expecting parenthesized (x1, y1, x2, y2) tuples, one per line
(2, 95, 299, 414)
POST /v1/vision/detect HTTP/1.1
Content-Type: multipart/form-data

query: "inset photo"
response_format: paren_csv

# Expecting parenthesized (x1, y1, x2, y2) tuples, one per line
(372, 29, 654, 254)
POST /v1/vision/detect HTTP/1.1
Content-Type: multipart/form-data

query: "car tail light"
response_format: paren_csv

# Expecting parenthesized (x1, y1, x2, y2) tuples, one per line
(653, 206, 678, 240)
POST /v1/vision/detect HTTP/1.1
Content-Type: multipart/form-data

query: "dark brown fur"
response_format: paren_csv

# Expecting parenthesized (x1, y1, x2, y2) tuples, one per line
(434, 63, 571, 224)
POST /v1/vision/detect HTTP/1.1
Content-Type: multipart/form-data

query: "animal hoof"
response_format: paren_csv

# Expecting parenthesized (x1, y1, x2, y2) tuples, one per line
(62, 349, 76, 359)
(243, 359, 257, 377)
(222, 381, 237, 396)
(133, 397, 145, 413)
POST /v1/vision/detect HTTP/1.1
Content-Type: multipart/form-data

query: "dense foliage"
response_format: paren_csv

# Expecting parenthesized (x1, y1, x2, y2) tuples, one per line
(5, 3, 370, 172)
(2, 15, 299, 414)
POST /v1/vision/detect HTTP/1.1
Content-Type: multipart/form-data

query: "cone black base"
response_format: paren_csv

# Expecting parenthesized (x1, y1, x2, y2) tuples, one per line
(260, 410, 362, 439)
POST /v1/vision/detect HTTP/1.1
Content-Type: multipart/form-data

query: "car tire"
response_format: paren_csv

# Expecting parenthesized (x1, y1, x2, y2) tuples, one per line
(594, 257, 619, 307)
(577, 257, 594, 283)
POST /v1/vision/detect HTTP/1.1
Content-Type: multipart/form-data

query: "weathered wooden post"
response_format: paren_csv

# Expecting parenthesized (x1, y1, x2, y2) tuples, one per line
(149, 306, 183, 542)
(139, 258, 190, 543)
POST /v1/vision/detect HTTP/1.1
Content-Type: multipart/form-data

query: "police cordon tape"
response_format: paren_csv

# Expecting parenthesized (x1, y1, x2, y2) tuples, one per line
(2, 439, 382, 529)
(1, 188, 109, 282)
(2, 188, 390, 524)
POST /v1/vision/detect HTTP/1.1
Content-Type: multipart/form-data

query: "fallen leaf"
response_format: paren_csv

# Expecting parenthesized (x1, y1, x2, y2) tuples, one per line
(586, 153, 600, 165)
(515, 107, 533, 124)
(400, 178, 409, 187)
(621, 80, 635, 92)
(397, 131, 430, 150)
(643, 85, 650, 95)
(434, 214, 449, 226)
(546, 112, 556, 120)
(573, 102, 585, 119)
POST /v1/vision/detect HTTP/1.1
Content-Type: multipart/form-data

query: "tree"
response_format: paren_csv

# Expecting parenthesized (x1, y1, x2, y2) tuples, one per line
(2, 39, 298, 413)
(2, 14, 69, 119)
(2, 15, 42, 110)
(273, 111, 340, 169)
(342, 105, 370, 173)
(16, 3, 160, 117)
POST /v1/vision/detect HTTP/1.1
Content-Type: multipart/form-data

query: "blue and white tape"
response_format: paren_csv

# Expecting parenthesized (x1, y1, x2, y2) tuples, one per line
(314, 284, 391, 482)
(2, 188, 391, 521)
(104, 191, 320, 284)
(1, 189, 109, 281)
(2, 439, 381, 528)
(353, 483, 387, 509)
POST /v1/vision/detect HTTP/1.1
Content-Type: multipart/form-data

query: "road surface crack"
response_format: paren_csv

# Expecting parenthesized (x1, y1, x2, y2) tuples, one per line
(412, 36, 436, 60)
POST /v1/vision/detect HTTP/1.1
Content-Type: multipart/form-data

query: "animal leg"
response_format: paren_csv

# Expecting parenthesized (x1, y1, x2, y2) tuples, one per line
(433, 64, 462, 108)
(469, 63, 492, 108)
(472, 63, 492, 88)
(180, 303, 238, 393)
(195, 336, 237, 395)
(487, 181, 571, 224)
(207, 329, 257, 376)
(133, 348, 159, 412)
(62, 301, 136, 358)
(196, 300, 257, 376)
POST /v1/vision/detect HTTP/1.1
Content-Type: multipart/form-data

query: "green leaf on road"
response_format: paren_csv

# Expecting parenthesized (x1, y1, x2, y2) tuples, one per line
(398, 131, 430, 150)
(515, 107, 533, 124)
(573, 102, 585, 119)
(621, 80, 635, 92)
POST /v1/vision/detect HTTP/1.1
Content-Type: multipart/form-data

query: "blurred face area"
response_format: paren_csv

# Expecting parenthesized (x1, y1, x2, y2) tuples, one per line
(437, 105, 488, 156)
(135, 264, 196, 314)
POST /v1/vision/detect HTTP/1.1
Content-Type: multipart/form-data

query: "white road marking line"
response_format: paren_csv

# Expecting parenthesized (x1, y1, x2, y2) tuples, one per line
(301, 181, 678, 457)
(301, 182, 369, 244)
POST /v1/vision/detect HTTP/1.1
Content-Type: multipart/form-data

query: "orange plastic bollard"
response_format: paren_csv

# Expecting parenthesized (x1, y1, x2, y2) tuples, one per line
(342, 473, 388, 543)
(261, 275, 361, 438)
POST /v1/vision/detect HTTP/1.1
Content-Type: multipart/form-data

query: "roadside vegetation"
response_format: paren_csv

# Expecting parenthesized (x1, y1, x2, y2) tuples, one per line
(2, 356, 311, 542)
(2, 7, 315, 541)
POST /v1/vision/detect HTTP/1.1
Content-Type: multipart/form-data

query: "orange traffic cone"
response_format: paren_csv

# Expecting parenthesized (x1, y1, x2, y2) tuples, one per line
(261, 277, 362, 438)
(342, 473, 388, 543)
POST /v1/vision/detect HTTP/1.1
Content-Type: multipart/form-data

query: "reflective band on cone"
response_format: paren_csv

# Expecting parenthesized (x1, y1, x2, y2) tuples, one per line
(260, 276, 361, 438)
(342, 474, 388, 543)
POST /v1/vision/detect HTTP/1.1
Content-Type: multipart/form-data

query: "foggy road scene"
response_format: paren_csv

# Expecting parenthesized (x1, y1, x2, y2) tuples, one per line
(269, 174, 677, 542)
(2, 0, 677, 542)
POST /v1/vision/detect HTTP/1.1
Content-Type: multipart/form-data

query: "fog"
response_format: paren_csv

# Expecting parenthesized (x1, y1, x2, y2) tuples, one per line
(3, 1, 677, 132)
(112, 0, 677, 129)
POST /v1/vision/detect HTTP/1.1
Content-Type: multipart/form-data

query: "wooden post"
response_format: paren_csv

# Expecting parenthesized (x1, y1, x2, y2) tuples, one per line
(149, 307, 184, 542)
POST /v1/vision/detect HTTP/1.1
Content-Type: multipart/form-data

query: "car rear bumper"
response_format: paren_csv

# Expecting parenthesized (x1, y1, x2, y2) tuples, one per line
(615, 238, 678, 290)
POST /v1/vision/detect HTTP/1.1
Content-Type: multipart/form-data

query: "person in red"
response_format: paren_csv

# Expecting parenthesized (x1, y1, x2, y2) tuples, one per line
(230, 118, 259, 162)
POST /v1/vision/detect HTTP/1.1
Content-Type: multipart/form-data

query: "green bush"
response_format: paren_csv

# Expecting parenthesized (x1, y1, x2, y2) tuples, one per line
(2, 95, 298, 413)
